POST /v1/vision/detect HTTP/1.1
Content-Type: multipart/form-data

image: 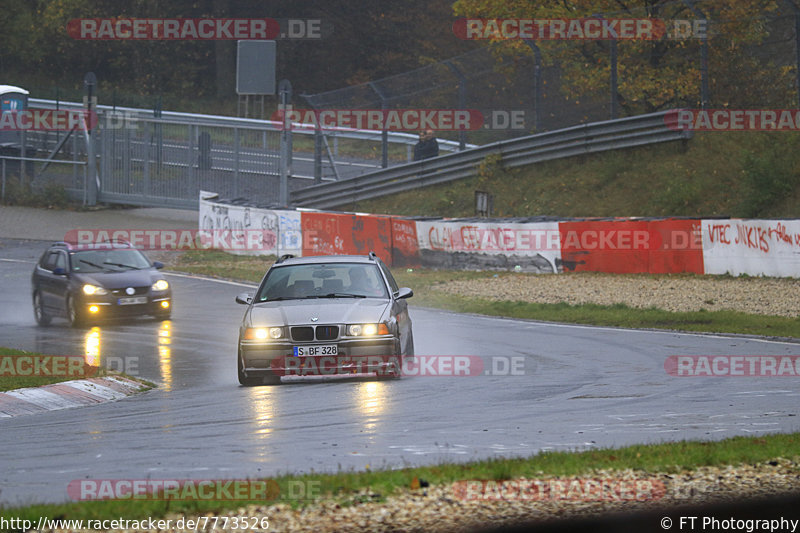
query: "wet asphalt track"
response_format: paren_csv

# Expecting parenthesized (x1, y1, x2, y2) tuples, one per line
(1, 239, 799, 506)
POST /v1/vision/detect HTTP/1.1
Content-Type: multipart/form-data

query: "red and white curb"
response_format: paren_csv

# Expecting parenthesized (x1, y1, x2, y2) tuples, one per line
(0, 376, 149, 418)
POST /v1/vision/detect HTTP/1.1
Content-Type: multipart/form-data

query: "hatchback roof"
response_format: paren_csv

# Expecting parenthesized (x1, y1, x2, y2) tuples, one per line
(50, 240, 135, 252)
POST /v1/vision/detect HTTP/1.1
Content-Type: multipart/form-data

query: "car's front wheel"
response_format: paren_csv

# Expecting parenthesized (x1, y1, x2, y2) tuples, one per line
(66, 295, 85, 328)
(33, 292, 51, 326)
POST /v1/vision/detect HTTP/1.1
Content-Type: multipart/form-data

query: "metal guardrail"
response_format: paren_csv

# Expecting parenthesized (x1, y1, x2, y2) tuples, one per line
(28, 98, 473, 153)
(291, 110, 692, 209)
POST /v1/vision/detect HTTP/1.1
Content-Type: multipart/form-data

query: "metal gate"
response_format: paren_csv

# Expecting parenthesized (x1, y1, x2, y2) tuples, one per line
(96, 114, 283, 208)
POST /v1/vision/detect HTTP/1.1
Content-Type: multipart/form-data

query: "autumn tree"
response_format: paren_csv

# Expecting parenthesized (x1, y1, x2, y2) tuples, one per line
(452, 0, 794, 113)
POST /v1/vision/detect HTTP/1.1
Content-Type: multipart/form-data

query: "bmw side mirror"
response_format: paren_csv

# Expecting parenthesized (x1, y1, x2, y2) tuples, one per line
(396, 287, 413, 299)
(153, 261, 164, 269)
(235, 292, 253, 305)
(52, 267, 67, 276)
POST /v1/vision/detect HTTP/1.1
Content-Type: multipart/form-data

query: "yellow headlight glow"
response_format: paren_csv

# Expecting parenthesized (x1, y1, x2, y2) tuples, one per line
(82, 284, 107, 295)
(245, 327, 283, 340)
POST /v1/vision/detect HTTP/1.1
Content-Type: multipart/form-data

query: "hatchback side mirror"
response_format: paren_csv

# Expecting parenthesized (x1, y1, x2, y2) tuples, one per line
(235, 292, 253, 305)
(153, 261, 164, 269)
(52, 267, 67, 276)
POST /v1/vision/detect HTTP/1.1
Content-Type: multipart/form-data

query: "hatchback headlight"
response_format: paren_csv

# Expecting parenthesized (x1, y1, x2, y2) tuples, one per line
(347, 323, 390, 336)
(244, 327, 284, 340)
(152, 279, 169, 291)
(82, 284, 108, 296)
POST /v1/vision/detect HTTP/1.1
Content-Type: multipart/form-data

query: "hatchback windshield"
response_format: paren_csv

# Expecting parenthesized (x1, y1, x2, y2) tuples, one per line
(257, 263, 388, 301)
(69, 249, 152, 273)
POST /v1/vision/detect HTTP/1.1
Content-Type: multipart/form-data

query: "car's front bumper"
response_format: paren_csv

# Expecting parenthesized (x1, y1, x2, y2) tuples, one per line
(79, 292, 171, 319)
(240, 337, 401, 377)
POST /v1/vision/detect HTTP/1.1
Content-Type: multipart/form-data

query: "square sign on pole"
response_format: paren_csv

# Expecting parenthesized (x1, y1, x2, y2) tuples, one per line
(237, 40, 276, 95)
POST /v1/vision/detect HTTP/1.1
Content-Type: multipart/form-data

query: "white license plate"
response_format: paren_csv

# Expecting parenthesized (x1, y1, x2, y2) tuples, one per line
(118, 296, 148, 305)
(294, 345, 338, 356)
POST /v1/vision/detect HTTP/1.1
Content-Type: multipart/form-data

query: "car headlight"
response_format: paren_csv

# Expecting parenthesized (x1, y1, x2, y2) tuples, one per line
(244, 327, 284, 340)
(152, 279, 169, 291)
(82, 284, 108, 296)
(346, 323, 390, 336)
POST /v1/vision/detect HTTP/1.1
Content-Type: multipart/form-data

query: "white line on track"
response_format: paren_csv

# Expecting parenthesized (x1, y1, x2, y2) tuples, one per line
(421, 307, 800, 346)
(163, 271, 257, 288)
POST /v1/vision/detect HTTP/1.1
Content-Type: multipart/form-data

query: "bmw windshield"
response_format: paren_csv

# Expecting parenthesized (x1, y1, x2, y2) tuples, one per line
(256, 263, 389, 301)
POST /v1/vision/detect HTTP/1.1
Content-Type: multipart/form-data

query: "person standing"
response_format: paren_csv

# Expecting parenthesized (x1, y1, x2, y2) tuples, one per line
(413, 129, 439, 160)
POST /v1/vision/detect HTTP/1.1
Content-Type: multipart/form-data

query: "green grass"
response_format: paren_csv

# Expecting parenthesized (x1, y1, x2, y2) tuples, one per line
(396, 269, 800, 338)
(0, 346, 156, 393)
(2, 433, 799, 529)
(167, 251, 800, 339)
(172, 249, 275, 282)
(0, 347, 105, 392)
(349, 131, 800, 219)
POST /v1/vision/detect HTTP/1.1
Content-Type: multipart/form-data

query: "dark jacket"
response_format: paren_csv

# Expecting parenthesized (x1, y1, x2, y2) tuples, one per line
(413, 138, 439, 161)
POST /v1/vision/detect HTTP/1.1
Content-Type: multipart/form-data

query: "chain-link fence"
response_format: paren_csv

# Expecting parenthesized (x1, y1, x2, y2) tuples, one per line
(6, 3, 800, 202)
(301, 2, 800, 176)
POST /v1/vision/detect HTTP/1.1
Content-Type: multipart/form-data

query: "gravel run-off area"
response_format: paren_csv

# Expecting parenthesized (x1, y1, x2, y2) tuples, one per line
(436, 273, 800, 317)
(43, 459, 800, 532)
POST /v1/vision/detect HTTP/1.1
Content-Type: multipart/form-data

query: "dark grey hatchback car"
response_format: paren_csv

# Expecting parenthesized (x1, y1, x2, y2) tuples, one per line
(31, 241, 172, 327)
(235, 252, 414, 385)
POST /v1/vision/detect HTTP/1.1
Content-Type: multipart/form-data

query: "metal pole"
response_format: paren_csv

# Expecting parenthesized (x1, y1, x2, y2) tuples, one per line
(234, 127, 240, 196)
(302, 96, 324, 183)
(796, 9, 800, 108)
(683, 0, 709, 108)
(278, 79, 292, 206)
(524, 40, 543, 131)
(591, 15, 619, 119)
(84, 72, 97, 206)
(314, 125, 323, 183)
(369, 82, 389, 168)
(786, 0, 800, 108)
(20, 132, 26, 189)
(444, 61, 467, 149)
(610, 37, 618, 119)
